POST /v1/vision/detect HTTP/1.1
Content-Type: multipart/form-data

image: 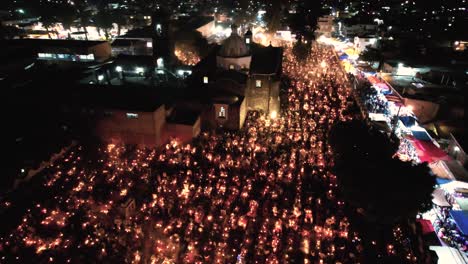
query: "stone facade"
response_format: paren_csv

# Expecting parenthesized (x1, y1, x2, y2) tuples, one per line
(246, 75, 280, 114)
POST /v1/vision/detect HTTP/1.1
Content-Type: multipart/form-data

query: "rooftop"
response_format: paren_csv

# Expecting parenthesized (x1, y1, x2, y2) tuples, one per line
(112, 39, 146, 47)
(250, 44, 283, 75)
(72, 84, 163, 112)
(1, 39, 108, 49)
(174, 16, 214, 31)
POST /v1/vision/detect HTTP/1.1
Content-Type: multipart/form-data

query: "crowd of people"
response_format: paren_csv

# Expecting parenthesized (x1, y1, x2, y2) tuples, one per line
(0, 44, 419, 263)
(358, 83, 390, 116)
(435, 216, 468, 252)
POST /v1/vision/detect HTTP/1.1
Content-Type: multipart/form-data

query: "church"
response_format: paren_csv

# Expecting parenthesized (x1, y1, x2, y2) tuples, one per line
(187, 24, 283, 130)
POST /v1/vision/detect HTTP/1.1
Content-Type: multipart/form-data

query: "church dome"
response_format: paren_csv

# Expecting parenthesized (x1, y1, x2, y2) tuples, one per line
(218, 24, 250, 58)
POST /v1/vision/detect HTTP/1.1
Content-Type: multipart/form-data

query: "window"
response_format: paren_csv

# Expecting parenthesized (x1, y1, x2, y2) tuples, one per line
(146, 41, 153, 48)
(104, 111, 113, 117)
(229, 64, 235, 70)
(203, 76, 209, 84)
(255, 80, 262, 88)
(246, 38, 250, 44)
(218, 107, 226, 118)
(126, 113, 139, 119)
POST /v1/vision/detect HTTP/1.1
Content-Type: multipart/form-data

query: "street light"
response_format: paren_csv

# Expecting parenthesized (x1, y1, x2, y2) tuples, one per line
(115, 66, 122, 72)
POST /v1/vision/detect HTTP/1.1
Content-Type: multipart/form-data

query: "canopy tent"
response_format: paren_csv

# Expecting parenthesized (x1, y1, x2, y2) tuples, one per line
(432, 188, 451, 207)
(341, 60, 355, 73)
(440, 181, 468, 193)
(399, 115, 417, 128)
(339, 54, 348, 60)
(408, 136, 451, 163)
(412, 129, 432, 141)
(344, 48, 359, 59)
(417, 219, 436, 234)
(367, 75, 380, 84)
(369, 113, 387, 122)
(429, 246, 468, 264)
(373, 82, 392, 94)
(436, 177, 453, 185)
(450, 210, 468, 236)
(385, 94, 403, 104)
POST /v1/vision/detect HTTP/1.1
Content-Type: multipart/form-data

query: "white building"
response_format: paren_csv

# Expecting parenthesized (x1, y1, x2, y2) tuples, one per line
(315, 16, 335, 38)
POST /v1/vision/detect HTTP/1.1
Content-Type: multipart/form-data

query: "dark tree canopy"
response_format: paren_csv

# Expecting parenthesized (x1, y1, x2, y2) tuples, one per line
(329, 120, 435, 224)
(287, 0, 326, 40)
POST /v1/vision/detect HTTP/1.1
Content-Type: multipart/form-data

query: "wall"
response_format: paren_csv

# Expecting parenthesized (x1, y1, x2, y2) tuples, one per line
(89, 42, 112, 62)
(96, 105, 165, 146)
(153, 106, 166, 146)
(239, 97, 247, 128)
(165, 122, 197, 143)
(216, 56, 252, 71)
(246, 74, 280, 114)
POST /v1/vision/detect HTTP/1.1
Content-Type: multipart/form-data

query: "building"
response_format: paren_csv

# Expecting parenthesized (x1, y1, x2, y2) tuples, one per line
(3, 39, 111, 64)
(111, 39, 149, 56)
(190, 24, 283, 130)
(342, 24, 378, 37)
(113, 28, 154, 56)
(316, 15, 334, 38)
(75, 86, 167, 146)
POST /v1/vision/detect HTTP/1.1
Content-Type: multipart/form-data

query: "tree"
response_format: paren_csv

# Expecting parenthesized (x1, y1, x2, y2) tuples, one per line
(94, 9, 114, 40)
(38, 3, 58, 39)
(329, 120, 435, 224)
(292, 41, 311, 62)
(287, 0, 326, 40)
(360, 46, 386, 70)
(76, 4, 93, 40)
(110, 9, 129, 37)
(264, 0, 282, 33)
(58, 4, 78, 35)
